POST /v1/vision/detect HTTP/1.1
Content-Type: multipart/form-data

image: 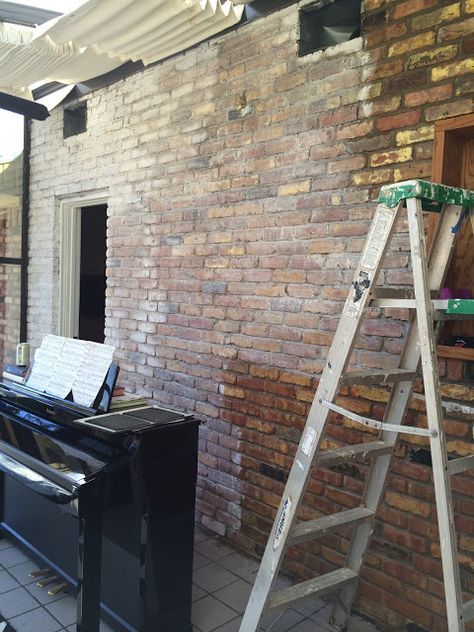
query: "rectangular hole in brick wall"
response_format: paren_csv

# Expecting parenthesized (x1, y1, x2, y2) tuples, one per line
(63, 102, 87, 138)
(298, 0, 362, 56)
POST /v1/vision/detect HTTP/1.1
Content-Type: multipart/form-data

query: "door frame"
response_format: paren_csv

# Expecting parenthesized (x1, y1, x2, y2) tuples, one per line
(59, 194, 107, 338)
(431, 113, 474, 360)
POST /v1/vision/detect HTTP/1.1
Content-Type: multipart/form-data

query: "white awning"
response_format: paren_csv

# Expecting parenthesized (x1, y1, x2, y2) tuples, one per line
(0, 0, 244, 98)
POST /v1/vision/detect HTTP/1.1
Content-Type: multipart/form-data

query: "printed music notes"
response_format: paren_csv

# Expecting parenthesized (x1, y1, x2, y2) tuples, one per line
(25, 335, 115, 407)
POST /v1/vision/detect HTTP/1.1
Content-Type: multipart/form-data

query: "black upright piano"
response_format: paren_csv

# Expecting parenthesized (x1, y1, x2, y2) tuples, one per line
(0, 378, 199, 632)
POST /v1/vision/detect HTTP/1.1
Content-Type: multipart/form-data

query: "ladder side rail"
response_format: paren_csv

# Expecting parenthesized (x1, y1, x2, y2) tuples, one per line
(239, 201, 403, 632)
(407, 197, 465, 632)
(331, 203, 464, 629)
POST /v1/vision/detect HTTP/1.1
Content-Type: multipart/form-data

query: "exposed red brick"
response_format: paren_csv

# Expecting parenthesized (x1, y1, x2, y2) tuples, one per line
(376, 110, 421, 132)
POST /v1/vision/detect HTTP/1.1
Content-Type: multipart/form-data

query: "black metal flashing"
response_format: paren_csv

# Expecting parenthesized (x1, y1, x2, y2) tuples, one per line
(0, 0, 60, 26)
(0, 92, 49, 120)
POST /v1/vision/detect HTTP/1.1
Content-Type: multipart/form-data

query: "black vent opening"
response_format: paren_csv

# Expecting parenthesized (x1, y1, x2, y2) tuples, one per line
(299, 0, 362, 57)
(64, 102, 87, 138)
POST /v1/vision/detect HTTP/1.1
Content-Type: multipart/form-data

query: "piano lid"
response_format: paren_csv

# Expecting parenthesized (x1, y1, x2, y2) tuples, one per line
(0, 381, 125, 493)
(0, 414, 108, 490)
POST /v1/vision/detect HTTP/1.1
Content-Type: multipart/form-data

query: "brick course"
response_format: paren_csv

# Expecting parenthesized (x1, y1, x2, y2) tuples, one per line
(28, 2, 473, 630)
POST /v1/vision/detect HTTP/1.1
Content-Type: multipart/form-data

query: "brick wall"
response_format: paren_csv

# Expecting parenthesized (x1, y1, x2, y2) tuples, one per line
(28, 1, 473, 630)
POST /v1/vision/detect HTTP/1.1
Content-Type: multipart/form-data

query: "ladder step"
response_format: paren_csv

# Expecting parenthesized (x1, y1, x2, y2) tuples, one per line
(371, 298, 474, 320)
(448, 454, 474, 476)
(371, 298, 448, 309)
(267, 568, 358, 611)
(342, 369, 416, 386)
(321, 400, 437, 438)
(370, 288, 438, 299)
(289, 508, 375, 546)
(412, 393, 474, 417)
(370, 288, 416, 299)
(316, 441, 392, 466)
(464, 598, 474, 622)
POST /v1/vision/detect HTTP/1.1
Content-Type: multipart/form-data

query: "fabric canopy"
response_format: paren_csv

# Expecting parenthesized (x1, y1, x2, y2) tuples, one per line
(0, 0, 244, 98)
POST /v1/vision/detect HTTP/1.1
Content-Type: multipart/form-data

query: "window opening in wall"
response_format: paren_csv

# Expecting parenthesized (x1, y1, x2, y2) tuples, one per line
(0, 109, 27, 369)
(298, 0, 362, 57)
(431, 113, 474, 364)
(63, 102, 87, 138)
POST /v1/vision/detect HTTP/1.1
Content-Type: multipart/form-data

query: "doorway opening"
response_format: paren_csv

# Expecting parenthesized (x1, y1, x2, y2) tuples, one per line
(59, 198, 107, 343)
(78, 205, 107, 342)
(431, 113, 474, 359)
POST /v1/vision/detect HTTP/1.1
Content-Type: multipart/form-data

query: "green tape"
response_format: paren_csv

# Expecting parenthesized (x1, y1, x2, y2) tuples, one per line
(446, 299, 474, 315)
(378, 179, 474, 211)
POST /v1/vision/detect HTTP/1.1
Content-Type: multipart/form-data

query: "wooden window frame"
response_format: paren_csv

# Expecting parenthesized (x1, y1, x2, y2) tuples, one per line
(431, 113, 474, 361)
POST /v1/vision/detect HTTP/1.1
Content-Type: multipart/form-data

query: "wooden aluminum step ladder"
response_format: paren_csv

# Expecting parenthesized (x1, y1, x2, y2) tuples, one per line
(240, 180, 474, 632)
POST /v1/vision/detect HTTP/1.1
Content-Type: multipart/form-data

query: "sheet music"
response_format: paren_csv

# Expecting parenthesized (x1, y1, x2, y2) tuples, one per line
(26, 335, 115, 407)
(72, 341, 115, 407)
(25, 335, 64, 392)
(47, 338, 86, 398)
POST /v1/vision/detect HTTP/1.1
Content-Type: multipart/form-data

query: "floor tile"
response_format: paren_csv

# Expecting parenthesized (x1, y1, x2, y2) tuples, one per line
(193, 562, 239, 593)
(192, 594, 238, 632)
(0, 570, 21, 594)
(193, 583, 207, 603)
(293, 593, 327, 617)
(260, 608, 305, 632)
(0, 586, 38, 619)
(65, 623, 116, 632)
(45, 596, 77, 627)
(214, 578, 253, 612)
(9, 606, 63, 632)
(194, 526, 215, 543)
(213, 615, 242, 632)
(218, 552, 259, 581)
(6, 561, 41, 586)
(194, 551, 211, 570)
(290, 617, 337, 632)
(0, 547, 31, 569)
(196, 538, 235, 562)
(0, 539, 14, 551)
(309, 602, 334, 626)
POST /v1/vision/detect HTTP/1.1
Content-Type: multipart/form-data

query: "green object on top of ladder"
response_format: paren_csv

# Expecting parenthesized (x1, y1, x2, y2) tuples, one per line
(446, 299, 474, 314)
(378, 179, 474, 212)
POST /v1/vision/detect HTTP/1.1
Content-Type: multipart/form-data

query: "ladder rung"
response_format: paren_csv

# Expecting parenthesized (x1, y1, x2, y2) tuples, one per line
(316, 441, 392, 466)
(432, 310, 474, 321)
(289, 508, 375, 546)
(321, 399, 437, 438)
(370, 288, 440, 300)
(267, 568, 358, 611)
(412, 393, 474, 416)
(371, 298, 449, 309)
(341, 369, 416, 386)
(448, 455, 474, 476)
(371, 298, 474, 320)
(370, 288, 416, 299)
(464, 598, 474, 622)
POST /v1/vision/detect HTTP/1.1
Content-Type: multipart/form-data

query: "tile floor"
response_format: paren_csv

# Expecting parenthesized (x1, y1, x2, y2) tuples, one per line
(0, 527, 376, 632)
